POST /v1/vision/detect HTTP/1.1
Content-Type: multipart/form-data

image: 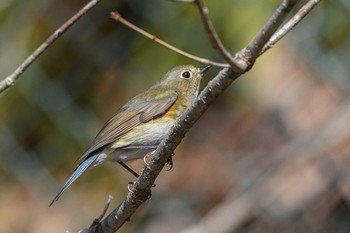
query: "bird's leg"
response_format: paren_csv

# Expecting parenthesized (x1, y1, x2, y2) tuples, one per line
(118, 161, 139, 178)
(119, 160, 156, 190)
(118, 162, 139, 194)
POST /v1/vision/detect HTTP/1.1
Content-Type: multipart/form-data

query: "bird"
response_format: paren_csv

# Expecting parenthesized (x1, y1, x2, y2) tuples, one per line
(50, 64, 211, 206)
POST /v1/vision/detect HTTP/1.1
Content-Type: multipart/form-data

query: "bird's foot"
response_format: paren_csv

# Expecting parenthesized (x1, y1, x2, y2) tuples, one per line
(166, 152, 175, 171)
(143, 152, 154, 166)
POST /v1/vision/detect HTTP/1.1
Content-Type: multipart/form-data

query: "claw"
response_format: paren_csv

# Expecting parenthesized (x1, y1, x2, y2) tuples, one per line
(147, 191, 152, 200)
(143, 154, 150, 165)
(166, 157, 173, 171)
(143, 152, 155, 165)
(128, 181, 135, 193)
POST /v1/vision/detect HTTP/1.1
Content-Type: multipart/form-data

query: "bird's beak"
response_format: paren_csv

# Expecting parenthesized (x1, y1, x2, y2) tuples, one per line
(199, 65, 211, 74)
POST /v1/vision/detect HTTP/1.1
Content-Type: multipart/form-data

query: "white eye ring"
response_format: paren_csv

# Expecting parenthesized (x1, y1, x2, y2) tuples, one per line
(180, 70, 192, 79)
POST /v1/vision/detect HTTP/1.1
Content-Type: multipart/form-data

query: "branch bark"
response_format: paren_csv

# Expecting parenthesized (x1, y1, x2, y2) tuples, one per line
(194, 0, 236, 68)
(0, 0, 102, 95)
(261, 0, 322, 54)
(238, 0, 299, 69)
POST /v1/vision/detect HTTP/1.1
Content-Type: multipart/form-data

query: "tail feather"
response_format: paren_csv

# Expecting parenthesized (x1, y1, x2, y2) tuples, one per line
(50, 155, 97, 206)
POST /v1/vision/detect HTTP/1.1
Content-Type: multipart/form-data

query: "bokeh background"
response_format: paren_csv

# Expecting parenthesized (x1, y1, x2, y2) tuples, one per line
(1, 0, 350, 232)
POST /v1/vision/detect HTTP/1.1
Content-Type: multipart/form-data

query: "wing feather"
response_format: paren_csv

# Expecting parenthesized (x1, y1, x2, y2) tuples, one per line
(76, 90, 178, 163)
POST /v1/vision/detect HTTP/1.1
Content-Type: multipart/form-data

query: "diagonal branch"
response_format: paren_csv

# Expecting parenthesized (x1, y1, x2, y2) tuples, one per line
(0, 0, 103, 95)
(260, 0, 322, 55)
(194, 0, 236, 68)
(237, 0, 299, 70)
(110, 11, 229, 68)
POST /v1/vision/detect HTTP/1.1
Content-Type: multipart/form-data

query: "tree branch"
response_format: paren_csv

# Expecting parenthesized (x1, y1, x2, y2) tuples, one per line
(194, 0, 236, 68)
(260, 0, 322, 55)
(237, 0, 299, 70)
(89, 195, 113, 229)
(0, 0, 102, 95)
(109, 11, 229, 68)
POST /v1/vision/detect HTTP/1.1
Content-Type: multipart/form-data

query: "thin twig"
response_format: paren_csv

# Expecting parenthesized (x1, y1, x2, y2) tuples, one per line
(79, 195, 113, 233)
(194, 0, 237, 69)
(92, 195, 113, 227)
(0, 0, 102, 95)
(237, 0, 299, 70)
(109, 11, 229, 68)
(260, 0, 322, 55)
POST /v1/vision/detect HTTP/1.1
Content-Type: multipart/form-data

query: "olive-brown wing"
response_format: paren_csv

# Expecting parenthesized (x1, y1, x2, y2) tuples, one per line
(75, 91, 178, 163)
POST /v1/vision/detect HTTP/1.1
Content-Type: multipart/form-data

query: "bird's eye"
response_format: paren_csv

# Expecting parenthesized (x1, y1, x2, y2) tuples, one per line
(181, 71, 192, 79)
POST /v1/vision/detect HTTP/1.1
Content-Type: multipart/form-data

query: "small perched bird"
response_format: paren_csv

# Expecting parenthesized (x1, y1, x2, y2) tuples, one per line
(50, 64, 211, 206)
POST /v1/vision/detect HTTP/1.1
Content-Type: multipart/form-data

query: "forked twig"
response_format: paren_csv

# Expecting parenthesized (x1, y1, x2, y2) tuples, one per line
(260, 0, 322, 54)
(109, 11, 229, 68)
(0, 0, 102, 94)
(238, 0, 299, 69)
(91, 195, 113, 227)
(80, 195, 113, 233)
(194, 0, 236, 69)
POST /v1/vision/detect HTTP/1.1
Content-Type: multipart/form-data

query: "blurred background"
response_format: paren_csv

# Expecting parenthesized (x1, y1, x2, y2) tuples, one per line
(1, 0, 350, 232)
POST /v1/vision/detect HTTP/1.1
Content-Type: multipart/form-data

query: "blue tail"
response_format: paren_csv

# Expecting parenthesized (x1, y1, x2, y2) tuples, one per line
(50, 155, 97, 206)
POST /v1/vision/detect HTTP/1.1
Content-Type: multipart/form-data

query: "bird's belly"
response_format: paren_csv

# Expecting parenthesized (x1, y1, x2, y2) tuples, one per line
(109, 119, 174, 162)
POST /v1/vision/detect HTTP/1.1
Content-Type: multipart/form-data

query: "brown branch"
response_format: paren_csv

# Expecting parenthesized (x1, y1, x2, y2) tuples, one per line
(91, 195, 113, 228)
(194, 0, 236, 69)
(260, 0, 322, 55)
(109, 11, 229, 68)
(237, 0, 299, 70)
(0, 0, 102, 95)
